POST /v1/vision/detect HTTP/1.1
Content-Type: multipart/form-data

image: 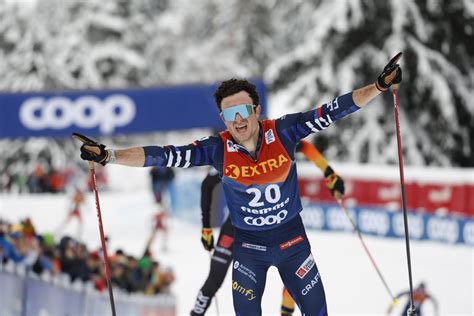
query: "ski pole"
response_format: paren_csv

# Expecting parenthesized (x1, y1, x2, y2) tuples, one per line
(72, 134, 116, 316)
(336, 197, 398, 304)
(88, 161, 117, 316)
(392, 84, 416, 316)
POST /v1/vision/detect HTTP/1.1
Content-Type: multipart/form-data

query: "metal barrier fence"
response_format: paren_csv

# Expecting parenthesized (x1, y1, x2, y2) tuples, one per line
(0, 264, 176, 316)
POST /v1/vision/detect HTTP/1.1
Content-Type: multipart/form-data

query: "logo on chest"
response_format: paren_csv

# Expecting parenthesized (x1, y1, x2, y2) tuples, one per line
(226, 140, 238, 152)
(265, 129, 275, 144)
(224, 154, 290, 180)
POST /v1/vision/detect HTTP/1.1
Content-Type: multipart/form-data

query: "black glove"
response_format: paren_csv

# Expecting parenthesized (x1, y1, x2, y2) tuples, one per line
(324, 166, 345, 198)
(201, 227, 214, 251)
(376, 52, 402, 91)
(72, 133, 109, 166)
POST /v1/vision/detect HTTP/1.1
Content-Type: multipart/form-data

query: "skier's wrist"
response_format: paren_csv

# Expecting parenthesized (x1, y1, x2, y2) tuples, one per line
(375, 81, 387, 92)
(106, 149, 116, 164)
(324, 166, 335, 179)
(202, 217, 211, 229)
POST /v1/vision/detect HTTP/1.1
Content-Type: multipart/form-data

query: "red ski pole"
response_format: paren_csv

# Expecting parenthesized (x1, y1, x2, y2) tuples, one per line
(73, 133, 116, 315)
(88, 161, 117, 316)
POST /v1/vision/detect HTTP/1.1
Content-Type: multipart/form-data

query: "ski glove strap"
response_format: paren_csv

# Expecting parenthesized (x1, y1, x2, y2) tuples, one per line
(376, 52, 403, 92)
(324, 166, 345, 198)
(201, 228, 214, 251)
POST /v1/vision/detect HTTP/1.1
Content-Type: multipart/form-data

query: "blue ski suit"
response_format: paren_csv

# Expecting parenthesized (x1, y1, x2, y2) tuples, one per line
(143, 92, 359, 315)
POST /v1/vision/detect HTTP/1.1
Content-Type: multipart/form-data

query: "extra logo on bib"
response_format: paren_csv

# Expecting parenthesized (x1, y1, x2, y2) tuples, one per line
(224, 154, 289, 180)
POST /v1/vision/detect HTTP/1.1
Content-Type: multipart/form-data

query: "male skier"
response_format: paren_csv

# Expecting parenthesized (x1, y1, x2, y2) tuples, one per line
(386, 282, 439, 316)
(75, 52, 402, 315)
(192, 140, 345, 315)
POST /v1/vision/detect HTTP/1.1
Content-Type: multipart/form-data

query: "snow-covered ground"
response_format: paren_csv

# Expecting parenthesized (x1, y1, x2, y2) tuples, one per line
(1, 165, 473, 315)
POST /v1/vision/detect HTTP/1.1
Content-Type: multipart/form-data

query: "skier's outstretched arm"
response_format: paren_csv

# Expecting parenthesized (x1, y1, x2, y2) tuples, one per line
(115, 147, 146, 166)
(275, 52, 402, 151)
(74, 133, 221, 169)
(82, 145, 148, 167)
(352, 83, 382, 108)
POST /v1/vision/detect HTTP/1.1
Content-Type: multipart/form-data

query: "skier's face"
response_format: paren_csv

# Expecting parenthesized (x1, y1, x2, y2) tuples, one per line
(220, 91, 261, 146)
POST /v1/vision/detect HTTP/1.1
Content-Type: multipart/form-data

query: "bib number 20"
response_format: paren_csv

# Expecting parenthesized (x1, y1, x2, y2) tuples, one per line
(246, 184, 281, 207)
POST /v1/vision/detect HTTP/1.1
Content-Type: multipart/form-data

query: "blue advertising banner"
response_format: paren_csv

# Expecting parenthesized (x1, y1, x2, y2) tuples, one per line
(170, 177, 474, 246)
(0, 80, 267, 138)
(301, 203, 474, 246)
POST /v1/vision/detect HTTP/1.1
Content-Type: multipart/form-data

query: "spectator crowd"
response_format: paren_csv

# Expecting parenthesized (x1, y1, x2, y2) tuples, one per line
(0, 217, 175, 295)
(1, 163, 108, 194)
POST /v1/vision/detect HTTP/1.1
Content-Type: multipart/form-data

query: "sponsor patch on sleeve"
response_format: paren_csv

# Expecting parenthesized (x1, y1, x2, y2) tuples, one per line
(295, 254, 315, 279)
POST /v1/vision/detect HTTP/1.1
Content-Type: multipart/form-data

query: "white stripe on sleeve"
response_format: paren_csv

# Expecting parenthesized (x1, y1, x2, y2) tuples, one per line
(183, 149, 191, 168)
(305, 121, 320, 133)
(174, 150, 182, 167)
(166, 150, 174, 167)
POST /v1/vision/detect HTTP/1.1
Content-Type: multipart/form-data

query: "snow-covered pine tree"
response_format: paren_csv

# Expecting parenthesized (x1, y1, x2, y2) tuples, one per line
(265, 0, 473, 167)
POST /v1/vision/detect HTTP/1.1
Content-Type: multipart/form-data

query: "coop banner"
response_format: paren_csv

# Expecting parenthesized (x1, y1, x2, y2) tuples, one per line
(0, 80, 267, 138)
(301, 203, 474, 246)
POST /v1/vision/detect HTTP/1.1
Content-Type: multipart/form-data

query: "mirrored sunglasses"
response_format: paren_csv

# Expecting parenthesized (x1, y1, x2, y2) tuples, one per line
(221, 104, 256, 122)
